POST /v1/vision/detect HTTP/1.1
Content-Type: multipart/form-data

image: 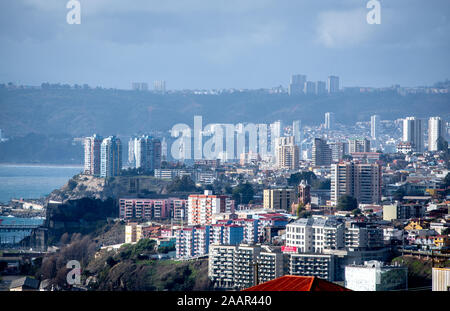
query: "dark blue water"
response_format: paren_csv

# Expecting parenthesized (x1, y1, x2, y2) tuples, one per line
(0, 164, 82, 204)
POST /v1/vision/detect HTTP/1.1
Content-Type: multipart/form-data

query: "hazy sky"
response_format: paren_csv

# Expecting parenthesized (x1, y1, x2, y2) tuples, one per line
(0, 0, 449, 89)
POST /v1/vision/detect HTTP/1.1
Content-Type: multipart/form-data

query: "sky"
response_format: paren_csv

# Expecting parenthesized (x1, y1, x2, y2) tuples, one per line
(0, 0, 449, 90)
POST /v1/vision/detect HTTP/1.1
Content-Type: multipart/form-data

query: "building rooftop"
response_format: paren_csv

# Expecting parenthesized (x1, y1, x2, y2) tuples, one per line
(243, 275, 350, 291)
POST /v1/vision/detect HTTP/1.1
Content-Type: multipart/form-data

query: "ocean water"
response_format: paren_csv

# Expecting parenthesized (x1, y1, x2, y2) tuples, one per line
(0, 164, 82, 204)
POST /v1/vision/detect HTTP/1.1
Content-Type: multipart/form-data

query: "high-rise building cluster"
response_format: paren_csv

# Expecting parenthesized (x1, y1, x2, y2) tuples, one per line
(128, 135, 162, 172)
(84, 134, 122, 178)
(288, 74, 339, 96)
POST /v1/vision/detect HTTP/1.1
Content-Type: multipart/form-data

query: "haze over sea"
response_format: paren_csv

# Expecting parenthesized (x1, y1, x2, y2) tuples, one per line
(0, 164, 82, 204)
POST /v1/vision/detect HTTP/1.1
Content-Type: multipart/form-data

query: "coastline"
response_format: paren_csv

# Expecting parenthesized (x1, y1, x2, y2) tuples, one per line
(0, 163, 83, 168)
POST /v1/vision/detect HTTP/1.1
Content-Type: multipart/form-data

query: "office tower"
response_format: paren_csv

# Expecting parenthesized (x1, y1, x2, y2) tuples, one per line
(100, 136, 122, 178)
(275, 136, 299, 170)
(263, 188, 296, 211)
(428, 117, 446, 151)
(84, 134, 103, 176)
(129, 135, 162, 171)
(316, 81, 327, 95)
(312, 138, 332, 166)
(292, 120, 302, 159)
(330, 162, 382, 205)
(327, 75, 340, 93)
(328, 141, 348, 162)
(288, 74, 307, 95)
(371, 115, 380, 140)
(187, 190, 234, 226)
(154, 80, 166, 94)
(304, 81, 316, 95)
(324, 112, 334, 130)
(348, 138, 371, 153)
(131, 82, 148, 91)
(402, 117, 424, 153)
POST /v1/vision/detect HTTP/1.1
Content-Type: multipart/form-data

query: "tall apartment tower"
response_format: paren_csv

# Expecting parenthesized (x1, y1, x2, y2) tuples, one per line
(371, 115, 380, 140)
(324, 112, 334, 130)
(304, 81, 316, 95)
(292, 120, 302, 159)
(187, 190, 234, 226)
(331, 162, 382, 205)
(316, 81, 327, 95)
(312, 138, 332, 167)
(428, 117, 446, 151)
(100, 136, 122, 178)
(129, 135, 162, 171)
(84, 134, 103, 176)
(328, 141, 348, 162)
(275, 136, 299, 170)
(268, 120, 282, 155)
(327, 75, 340, 93)
(348, 138, 371, 153)
(403, 117, 424, 153)
(154, 80, 166, 94)
(288, 74, 307, 95)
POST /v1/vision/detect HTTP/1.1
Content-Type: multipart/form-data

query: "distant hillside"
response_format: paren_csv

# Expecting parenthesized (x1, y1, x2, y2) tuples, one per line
(1, 88, 449, 137)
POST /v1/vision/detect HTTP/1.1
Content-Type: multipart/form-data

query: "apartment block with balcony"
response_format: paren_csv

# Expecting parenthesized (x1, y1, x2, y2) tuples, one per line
(289, 253, 335, 281)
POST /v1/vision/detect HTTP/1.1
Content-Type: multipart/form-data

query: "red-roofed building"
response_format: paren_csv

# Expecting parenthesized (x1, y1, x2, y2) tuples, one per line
(242, 275, 350, 291)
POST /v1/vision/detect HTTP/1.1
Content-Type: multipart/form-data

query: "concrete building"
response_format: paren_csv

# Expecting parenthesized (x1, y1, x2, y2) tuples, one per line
(348, 138, 371, 153)
(327, 76, 340, 93)
(345, 260, 408, 291)
(432, 267, 450, 291)
(187, 190, 234, 226)
(153, 80, 166, 94)
(288, 74, 307, 95)
(125, 222, 143, 243)
(331, 162, 382, 205)
(324, 112, 334, 130)
(312, 138, 332, 166)
(275, 136, 299, 170)
(208, 244, 284, 290)
(428, 117, 446, 151)
(84, 134, 103, 176)
(328, 141, 348, 162)
(128, 135, 161, 171)
(285, 216, 346, 253)
(371, 115, 380, 140)
(403, 117, 424, 153)
(304, 81, 316, 95)
(316, 81, 327, 95)
(382, 202, 426, 221)
(100, 136, 122, 178)
(131, 82, 148, 91)
(289, 253, 335, 281)
(119, 198, 173, 219)
(263, 188, 296, 211)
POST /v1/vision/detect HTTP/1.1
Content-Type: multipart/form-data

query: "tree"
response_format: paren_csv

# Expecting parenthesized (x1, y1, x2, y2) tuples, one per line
(296, 202, 306, 217)
(337, 195, 358, 211)
(288, 171, 316, 186)
(167, 176, 198, 192)
(232, 183, 254, 205)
